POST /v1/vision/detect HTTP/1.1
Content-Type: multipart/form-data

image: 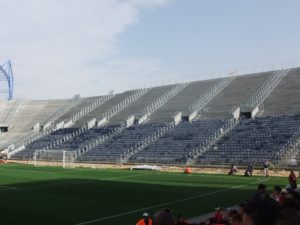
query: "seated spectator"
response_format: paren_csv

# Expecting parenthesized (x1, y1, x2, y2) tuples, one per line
(251, 184, 268, 201)
(271, 185, 285, 204)
(213, 207, 225, 223)
(205, 217, 216, 225)
(177, 214, 189, 225)
(282, 190, 300, 208)
(276, 191, 300, 225)
(229, 213, 242, 225)
(153, 208, 176, 225)
(237, 202, 246, 215)
(221, 208, 232, 223)
(242, 198, 280, 225)
(227, 209, 238, 220)
(136, 212, 153, 225)
(275, 208, 300, 225)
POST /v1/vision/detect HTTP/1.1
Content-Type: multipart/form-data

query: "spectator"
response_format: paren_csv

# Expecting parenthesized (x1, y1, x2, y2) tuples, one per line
(221, 208, 233, 223)
(242, 198, 280, 225)
(205, 217, 215, 225)
(177, 214, 189, 225)
(237, 202, 246, 215)
(213, 207, 224, 223)
(283, 190, 300, 207)
(275, 208, 300, 225)
(136, 212, 153, 225)
(251, 184, 268, 201)
(276, 192, 300, 225)
(271, 185, 285, 204)
(229, 213, 242, 225)
(153, 208, 176, 225)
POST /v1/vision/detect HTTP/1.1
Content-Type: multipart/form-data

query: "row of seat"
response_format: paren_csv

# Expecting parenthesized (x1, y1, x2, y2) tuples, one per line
(198, 115, 300, 164)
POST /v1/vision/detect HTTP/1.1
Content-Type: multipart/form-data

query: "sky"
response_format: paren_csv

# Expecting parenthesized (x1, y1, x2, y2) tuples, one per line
(0, 0, 300, 100)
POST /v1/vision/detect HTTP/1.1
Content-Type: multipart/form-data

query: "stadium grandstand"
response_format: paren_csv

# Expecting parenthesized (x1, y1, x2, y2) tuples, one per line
(1, 63, 300, 169)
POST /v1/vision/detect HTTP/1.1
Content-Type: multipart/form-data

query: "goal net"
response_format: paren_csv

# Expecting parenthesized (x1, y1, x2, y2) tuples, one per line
(33, 150, 77, 168)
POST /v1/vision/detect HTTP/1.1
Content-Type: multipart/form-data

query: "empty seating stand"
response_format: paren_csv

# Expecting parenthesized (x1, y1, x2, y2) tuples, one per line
(52, 125, 121, 152)
(129, 120, 226, 164)
(200, 72, 273, 120)
(198, 115, 300, 165)
(80, 123, 167, 162)
(4, 67, 300, 165)
(11, 128, 80, 160)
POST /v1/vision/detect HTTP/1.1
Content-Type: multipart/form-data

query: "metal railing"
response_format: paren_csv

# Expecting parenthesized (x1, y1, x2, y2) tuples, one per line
(119, 122, 176, 162)
(189, 119, 239, 162)
(69, 93, 114, 125)
(77, 124, 127, 157)
(190, 76, 236, 119)
(100, 88, 151, 122)
(7, 94, 114, 151)
(40, 94, 81, 128)
(140, 83, 190, 120)
(246, 69, 290, 108)
(128, 60, 300, 93)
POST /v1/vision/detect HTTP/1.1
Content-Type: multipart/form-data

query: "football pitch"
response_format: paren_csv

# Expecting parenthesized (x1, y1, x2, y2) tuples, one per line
(0, 163, 287, 225)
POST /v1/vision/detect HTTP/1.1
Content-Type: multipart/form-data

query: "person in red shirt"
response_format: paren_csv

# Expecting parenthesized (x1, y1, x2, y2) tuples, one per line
(288, 170, 297, 190)
(136, 212, 153, 225)
(213, 207, 225, 223)
(271, 185, 285, 204)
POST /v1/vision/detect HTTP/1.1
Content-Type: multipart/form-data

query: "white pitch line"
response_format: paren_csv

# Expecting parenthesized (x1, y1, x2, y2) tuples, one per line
(0, 185, 20, 190)
(0, 167, 57, 174)
(74, 177, 270, 225)
(19, 172, 151, 191)
(0, 172, 150, 192)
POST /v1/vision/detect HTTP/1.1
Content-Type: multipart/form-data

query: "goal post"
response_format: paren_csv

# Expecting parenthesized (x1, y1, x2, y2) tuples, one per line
(33, 150, 77, 168)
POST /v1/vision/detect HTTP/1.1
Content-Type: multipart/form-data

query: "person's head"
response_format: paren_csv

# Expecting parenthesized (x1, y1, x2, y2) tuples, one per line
(142, 212, 150, 220)
(257, 184, 266, 192)
(153, 208, 175, 225)
(273, 185, 282, 194)
(290, 170, 295, 175)
(285, 187, 294, 198)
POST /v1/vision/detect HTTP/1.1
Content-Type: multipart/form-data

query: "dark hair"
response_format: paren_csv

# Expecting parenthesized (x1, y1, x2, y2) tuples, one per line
(257, 184, 266, 190)
(273, 185, 282, 192)
(153, 208, 175, 225)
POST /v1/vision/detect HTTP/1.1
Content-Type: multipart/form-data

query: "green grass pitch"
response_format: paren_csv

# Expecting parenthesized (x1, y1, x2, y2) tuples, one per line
(0, 163, 288, 225)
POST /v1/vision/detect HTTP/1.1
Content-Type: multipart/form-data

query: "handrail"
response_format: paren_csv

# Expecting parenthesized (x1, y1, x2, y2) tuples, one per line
(120, 122, 176, 162)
